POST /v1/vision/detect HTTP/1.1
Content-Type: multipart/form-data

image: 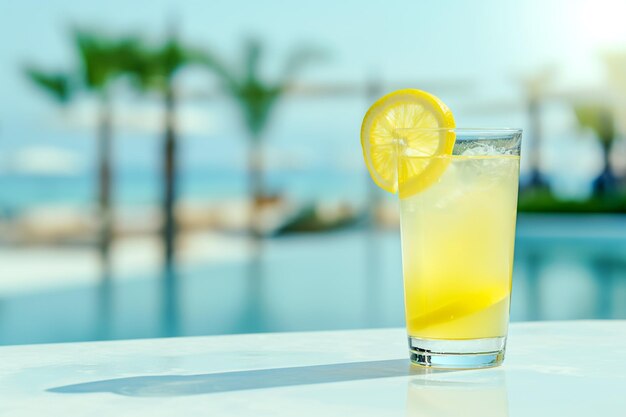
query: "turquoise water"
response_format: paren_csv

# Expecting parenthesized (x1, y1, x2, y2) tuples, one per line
(1, 216, 625, 346)
(0, 167, 368, 212)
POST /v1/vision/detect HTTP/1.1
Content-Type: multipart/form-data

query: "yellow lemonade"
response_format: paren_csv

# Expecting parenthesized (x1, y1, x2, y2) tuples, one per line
(400, 154, 519, 340)
(360, 88, 521, 367)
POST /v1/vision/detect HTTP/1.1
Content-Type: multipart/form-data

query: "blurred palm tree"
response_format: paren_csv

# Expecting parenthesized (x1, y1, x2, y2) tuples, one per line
(201, 39, 325, 325)
(574, 105, 617, 196)
(208, 40, 326, 237)
(520, 68, 554, 189)
(123, 31, 207, 272)
(25, 29, 138, 279)
(604, 51, 626, 101)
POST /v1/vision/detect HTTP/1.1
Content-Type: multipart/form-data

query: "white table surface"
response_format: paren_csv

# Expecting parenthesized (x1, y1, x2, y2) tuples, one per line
(0, 321, 625, 416)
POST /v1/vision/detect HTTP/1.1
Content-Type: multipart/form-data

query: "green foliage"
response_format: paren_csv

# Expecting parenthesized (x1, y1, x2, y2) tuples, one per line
(574, 105, 615, 144)
(123, 34, 208, 93)
(231, 42, 281, 138)
(518, 187, 626, 213)
(208, 39, 327, 139)
(73, 28, 121, 89)
(25, 28, 143, 100)
(24, 68, 72, 103)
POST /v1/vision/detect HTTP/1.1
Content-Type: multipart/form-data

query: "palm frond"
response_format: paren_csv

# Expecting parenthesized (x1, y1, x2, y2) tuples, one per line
(72, 27, 135, 90)
(24, 67, 72, 103)
(280, 45, 328, 87)
(243, 39, 262, 85)
(210, 40, 327, 138)
(122, 34, 221, 94)
(574, 105, 615, 143)
(200, 49, 239, 94)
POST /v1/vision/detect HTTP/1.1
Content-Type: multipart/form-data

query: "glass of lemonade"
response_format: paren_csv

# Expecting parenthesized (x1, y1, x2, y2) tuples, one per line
(398, 128, 522, 369)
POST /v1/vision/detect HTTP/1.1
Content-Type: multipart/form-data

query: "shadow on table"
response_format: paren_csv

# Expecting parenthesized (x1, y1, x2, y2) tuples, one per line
(48, 359, 449, 397)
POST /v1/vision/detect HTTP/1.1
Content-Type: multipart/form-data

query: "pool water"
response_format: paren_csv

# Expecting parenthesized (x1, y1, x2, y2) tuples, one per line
(1, 215, 625, 345)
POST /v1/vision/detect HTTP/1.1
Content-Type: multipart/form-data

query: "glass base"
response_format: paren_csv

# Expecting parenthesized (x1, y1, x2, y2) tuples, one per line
(408, 336, 506, 369)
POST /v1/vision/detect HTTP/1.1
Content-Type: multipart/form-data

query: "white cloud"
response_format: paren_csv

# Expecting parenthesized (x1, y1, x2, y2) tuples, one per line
(4, 146, 84, 176)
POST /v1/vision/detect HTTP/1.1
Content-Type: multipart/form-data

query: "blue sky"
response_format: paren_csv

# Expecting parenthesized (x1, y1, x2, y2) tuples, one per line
(5, 0, 626, 115)
(2, 0, 626, 200)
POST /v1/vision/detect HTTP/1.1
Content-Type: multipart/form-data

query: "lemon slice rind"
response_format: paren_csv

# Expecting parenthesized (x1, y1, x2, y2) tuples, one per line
(360, 89, 456, 197)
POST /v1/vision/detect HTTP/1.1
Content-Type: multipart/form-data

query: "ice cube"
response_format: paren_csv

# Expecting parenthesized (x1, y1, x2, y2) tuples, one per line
(461, 143, 501, 156)
(459, 142, 514, 157)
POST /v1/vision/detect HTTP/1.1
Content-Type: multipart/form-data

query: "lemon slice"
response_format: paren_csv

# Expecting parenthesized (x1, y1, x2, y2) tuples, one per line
(409, 293, 508, 331)
(360, 89, 456, 198)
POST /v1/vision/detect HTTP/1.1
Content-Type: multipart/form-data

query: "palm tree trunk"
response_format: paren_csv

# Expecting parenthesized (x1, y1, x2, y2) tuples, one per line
(248, 137, 264, 238)
(97, 94, 113, 280)
(163, 82, 177, 272)
(595, 140, 614, 197)
(527, 97, 544, 188)
(160, 82, 179, 337)
(246, 134, 264, 328)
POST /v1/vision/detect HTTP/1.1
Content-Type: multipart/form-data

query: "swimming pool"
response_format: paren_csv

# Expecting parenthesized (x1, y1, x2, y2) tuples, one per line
(1, 215, 625, 345)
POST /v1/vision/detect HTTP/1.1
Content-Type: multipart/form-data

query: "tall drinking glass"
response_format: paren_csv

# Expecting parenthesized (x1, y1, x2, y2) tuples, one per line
(397, 128, 522, 369)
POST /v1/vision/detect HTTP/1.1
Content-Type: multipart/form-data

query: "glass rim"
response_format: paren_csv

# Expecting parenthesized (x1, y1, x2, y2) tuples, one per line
(394, 127, 522, 134)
